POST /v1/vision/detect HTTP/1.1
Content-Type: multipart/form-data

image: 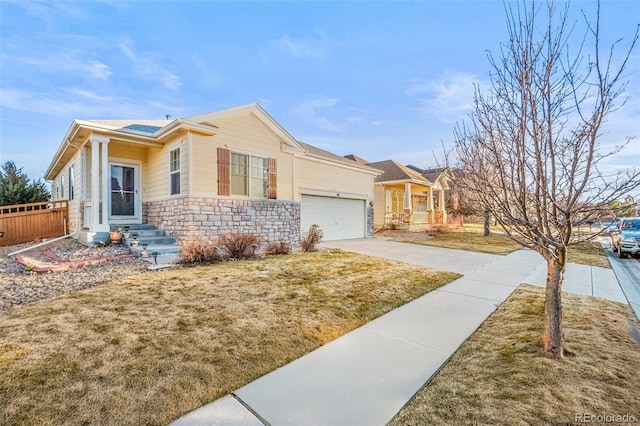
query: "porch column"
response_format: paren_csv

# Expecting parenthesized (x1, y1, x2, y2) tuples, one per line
(90, 136, 110, 232)
(101, 140, 109, 228)
(403, 183, 412, 224)
(426, 187, 434, 223)
(403, 183, 412, 211)
(439, 188, 447, 223)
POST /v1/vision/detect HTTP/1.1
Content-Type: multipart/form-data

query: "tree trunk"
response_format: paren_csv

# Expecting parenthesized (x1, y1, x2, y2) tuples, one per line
(543, 257, 565, 358)
(483, 210, 490, 236)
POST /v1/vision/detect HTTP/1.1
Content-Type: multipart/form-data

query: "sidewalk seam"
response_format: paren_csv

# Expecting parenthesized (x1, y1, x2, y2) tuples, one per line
(231, 393, 270, 426)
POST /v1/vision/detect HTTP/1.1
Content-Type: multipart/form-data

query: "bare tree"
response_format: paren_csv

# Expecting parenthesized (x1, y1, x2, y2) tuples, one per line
(454, 1, 639, 358)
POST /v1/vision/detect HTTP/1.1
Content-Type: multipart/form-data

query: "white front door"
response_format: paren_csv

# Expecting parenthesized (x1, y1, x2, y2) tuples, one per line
(109, 163, 141, 223)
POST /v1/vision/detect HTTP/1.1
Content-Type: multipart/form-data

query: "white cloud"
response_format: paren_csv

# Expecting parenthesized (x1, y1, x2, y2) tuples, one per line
(290, 97, 372, 133)
(9, 0, 90, 27)
(118, 38, 183, 90)
(4, 50, 112, 81)
(0, 87, 174, 119)
(291, 97, 343, 132)
(273, 33, 329, 59)
(405, 72, 480, 123)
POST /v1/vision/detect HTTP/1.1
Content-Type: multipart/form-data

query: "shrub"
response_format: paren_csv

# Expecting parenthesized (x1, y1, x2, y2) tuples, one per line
(266, 241, 291, 256)
(178, 239, 223, 264)
(300, 224, 323, 252)
(219, 232, 260, 260)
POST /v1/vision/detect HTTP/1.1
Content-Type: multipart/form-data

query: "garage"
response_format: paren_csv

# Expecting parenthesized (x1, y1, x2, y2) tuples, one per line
(300, 195, 366, 241)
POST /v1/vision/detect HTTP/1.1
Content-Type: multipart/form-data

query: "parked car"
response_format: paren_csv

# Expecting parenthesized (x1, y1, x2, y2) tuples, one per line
(602, 218, 621, 234)
(611, 217, 640, 258)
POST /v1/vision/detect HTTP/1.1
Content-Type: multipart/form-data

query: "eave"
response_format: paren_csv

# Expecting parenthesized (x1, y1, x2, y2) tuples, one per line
(45, 119, 218, 180)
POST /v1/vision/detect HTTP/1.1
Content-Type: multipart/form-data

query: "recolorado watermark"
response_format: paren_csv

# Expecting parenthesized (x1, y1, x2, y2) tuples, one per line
(576, 413, 637, 423)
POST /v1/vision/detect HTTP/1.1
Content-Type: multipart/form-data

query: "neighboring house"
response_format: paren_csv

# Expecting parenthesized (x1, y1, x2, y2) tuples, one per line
(345, 158, 450, 231)
(45, 104, 378, 245)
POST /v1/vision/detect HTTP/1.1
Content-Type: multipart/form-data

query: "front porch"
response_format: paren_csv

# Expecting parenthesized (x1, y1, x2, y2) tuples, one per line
(384, 210, 447, 231)
(67, 136, 148, 245)
(379, 182, 447, 231)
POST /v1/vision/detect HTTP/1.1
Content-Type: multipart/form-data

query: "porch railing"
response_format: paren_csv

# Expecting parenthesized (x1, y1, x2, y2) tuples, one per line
(384, 210, 447, 227)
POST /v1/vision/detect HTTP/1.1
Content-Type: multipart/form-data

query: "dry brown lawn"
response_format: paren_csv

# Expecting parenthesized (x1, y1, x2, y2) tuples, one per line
(393, 228, 612, 267)
(568, 240, 612, 269)
(391, 284, 640, 425)
(0, 250, 459, 425)
(404, 228, 523, 255)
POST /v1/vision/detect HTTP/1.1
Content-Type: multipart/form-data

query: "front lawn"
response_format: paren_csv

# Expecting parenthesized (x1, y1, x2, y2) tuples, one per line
(391, 284, 640, 424)
(0, 250, 459, 425)
(384, 228, 612, 267)
(403, 228, 522, 255)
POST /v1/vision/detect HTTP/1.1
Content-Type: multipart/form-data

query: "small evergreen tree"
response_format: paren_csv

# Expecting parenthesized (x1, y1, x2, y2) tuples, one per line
(0, 161, 51, 206)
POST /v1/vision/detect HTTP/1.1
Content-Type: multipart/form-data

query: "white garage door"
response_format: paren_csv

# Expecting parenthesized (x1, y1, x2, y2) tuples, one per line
(301, 195, 366, 241)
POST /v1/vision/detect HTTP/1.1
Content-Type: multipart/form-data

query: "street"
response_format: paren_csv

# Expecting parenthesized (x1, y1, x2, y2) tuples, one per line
(606, 249, 640, 320)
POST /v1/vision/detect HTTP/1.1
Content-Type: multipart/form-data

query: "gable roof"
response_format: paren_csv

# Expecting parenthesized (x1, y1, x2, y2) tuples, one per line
(298, 142, 380, 174)
(344, 154, 369, 165)
(45, 117, 217, 179)
(187, 103, 304, 151)
(406, 165, 451, 189)
(366, 160, 433, 185)
(46, 103, 380, 180)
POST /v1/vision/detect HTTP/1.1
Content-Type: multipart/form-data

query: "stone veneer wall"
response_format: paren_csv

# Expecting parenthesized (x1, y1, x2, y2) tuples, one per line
(366, 205, 374, 238)
(143, 197, 301, 246)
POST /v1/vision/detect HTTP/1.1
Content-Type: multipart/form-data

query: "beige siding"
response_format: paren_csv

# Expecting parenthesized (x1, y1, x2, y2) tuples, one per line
(373, 185, 386, 227)
(189, 133, 217, 195)
(50, 150, 82, 233)
(109, 143, 147, 163)
(294, 156, 374, 202)
(144, 139, 184, 201)
(190, 115, 294, 200)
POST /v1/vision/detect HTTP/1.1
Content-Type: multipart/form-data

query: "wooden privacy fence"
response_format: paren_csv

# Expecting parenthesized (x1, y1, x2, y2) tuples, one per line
(0, 200, 69, 247)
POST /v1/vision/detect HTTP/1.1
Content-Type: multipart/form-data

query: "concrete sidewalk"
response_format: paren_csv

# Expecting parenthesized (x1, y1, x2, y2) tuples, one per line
(171, 240, 627, 425)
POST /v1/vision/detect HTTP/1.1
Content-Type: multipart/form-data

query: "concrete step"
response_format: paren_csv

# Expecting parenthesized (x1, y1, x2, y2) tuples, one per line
(120, 224, 156, 231)
(130, 244, 180, 256)
(126, 229, 167, 238)
(117, 223, 180, 262)
(125, 236, 177, 246)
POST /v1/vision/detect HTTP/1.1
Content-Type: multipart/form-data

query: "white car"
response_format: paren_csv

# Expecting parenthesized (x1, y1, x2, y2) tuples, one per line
(611, 217, 640, 258)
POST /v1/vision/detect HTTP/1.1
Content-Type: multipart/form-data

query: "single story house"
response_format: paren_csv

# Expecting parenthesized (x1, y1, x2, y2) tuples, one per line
(345, 156, 450, 231)
(45, 104, 378, 245)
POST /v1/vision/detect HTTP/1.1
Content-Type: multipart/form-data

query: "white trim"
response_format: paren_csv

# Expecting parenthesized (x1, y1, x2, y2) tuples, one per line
(299, 188, 369, 201)
(91, 140, 101, 231)
(100, 141, 109, 227)
(169, 145, 182, 196)
(108, 159, 142, 224)
(229, 151, 268, 199)
(187, 134, 193, 196)
(295, 152, 380, 176)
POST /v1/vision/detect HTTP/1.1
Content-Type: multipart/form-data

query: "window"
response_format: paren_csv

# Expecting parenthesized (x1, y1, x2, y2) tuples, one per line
(170, 148, 180, 195)
(231, 153, 248, 196)
(60, 175, 64, 199)
(68, 165, 75, 200)
(250, 156, 268, 198)
(391, 190, 403, 212)
(230, 153, 268, 197)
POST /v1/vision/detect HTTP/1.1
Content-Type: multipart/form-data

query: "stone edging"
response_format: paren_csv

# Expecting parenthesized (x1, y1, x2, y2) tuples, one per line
(15, 253, 138, 273)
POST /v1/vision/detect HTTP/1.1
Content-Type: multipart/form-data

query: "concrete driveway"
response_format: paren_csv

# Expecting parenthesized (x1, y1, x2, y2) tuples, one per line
(321, 238, 629, 306)
(320, 238, 502, 275)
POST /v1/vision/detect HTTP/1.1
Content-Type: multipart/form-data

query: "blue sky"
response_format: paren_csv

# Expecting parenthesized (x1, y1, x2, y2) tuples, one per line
(1, 0, 639, 183)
